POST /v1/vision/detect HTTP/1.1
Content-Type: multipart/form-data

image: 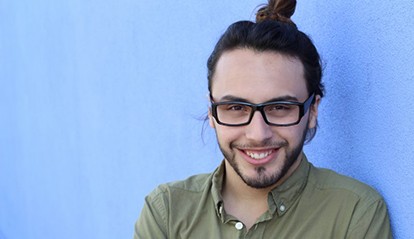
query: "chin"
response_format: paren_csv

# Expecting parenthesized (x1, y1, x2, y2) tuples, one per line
(240, 163, 288, 189)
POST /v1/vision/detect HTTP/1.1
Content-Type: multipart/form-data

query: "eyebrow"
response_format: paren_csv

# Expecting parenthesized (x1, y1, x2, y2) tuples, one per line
(215, 94, 300, 103)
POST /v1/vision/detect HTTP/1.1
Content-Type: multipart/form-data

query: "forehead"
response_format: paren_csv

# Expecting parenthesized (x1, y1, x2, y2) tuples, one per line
(211, 48, 308, 102)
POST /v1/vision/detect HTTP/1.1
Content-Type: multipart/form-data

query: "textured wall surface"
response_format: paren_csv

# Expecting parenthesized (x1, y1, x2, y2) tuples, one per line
(0, 0, 413, 238)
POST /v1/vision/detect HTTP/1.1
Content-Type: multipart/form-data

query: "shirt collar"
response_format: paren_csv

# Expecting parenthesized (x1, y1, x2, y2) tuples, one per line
(211, 161, 225, 220)
(269, 152, 310, 216)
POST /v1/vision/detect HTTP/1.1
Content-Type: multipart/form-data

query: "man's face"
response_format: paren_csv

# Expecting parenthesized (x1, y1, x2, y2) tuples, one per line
(209, 49, 320, 189)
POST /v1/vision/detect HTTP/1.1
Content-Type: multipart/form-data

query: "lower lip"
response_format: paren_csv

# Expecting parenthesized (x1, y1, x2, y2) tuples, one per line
(240, 149, 278, 166)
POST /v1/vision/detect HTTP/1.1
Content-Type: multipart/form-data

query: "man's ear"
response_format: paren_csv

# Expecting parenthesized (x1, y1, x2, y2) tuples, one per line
(208, 108, 216, 129)
(308, 95, 321, 129)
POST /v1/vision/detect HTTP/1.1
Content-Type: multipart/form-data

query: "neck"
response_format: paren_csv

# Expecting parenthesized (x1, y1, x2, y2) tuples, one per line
(221, 162, 271, 230)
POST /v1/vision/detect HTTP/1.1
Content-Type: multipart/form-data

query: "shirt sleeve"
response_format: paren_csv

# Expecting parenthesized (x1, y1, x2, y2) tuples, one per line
(134, 190, 168, 239)
(346, 198, 393, 239)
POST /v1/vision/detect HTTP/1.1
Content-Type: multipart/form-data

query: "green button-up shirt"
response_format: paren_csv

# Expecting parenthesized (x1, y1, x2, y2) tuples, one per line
(135, 154, 392, 238)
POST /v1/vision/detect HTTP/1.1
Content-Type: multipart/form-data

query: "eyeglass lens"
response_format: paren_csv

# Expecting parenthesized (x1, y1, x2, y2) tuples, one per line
(215, 103, 300, 125)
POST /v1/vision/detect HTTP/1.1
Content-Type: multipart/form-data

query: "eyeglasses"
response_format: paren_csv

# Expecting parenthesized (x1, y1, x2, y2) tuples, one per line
(211, 94, 315, 127)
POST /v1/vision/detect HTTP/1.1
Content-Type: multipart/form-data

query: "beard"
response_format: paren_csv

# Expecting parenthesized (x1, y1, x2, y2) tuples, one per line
(218, 127, 308, 189)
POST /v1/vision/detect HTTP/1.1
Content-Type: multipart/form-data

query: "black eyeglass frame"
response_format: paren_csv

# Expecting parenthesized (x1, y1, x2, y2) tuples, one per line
(211, 94, 315, 127)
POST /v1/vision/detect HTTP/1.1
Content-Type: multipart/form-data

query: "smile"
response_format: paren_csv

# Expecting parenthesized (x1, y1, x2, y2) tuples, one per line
(245, 150, 273, 159)
(240, 148, 279, 166)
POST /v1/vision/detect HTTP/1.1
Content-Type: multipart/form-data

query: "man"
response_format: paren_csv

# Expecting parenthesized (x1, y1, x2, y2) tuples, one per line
(135, 0, 392, 238)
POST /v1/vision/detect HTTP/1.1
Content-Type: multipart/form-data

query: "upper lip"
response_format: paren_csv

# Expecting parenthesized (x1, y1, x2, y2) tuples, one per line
(238, 146, 279, 151)
(242, 148, 275, 153)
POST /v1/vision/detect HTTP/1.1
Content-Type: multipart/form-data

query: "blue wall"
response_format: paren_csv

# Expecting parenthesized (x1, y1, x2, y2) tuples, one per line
(0, 0, 413, 238)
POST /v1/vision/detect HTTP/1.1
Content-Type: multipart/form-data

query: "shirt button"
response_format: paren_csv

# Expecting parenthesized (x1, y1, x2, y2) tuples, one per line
(235, 222, 244, 230)
(280, 204, 286, 212)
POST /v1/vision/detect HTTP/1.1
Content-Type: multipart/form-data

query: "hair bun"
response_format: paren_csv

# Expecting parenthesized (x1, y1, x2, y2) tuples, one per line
(256, 0, 297, 27)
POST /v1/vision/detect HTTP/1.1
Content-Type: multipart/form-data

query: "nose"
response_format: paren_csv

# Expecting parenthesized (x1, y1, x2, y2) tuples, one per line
(245, 111, 273, 142)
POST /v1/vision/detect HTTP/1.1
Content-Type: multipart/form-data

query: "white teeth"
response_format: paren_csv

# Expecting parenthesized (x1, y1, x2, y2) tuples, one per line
(246, 151, 272, 159)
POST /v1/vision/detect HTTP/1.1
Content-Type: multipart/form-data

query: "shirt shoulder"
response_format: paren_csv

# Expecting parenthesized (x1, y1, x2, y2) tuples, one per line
(146, 172, 213, 202)
(308, 164, 383, 203)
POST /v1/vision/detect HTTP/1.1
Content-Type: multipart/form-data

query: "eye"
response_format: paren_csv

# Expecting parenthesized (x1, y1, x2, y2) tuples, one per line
(267, 104, 293, 111)
(226, 104, 248, 111)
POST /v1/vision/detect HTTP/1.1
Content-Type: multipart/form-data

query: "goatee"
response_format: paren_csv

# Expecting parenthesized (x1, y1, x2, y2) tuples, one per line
(218, 128, 307, 189)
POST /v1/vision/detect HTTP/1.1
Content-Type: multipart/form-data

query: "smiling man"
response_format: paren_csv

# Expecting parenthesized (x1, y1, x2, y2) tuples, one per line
(134, 0, 392, 238)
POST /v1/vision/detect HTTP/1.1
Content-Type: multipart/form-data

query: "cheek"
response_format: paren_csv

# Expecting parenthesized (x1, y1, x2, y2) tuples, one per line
(276, 121, 308, 144)
(214, 126, 242, 144)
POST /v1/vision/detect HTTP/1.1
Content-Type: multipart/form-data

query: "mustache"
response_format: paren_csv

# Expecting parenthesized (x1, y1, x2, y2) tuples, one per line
(231, 139, 288, 149)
